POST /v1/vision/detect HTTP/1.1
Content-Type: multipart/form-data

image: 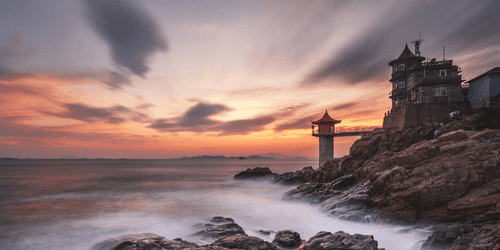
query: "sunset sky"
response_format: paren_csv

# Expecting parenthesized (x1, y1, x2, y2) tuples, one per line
(1, 0, 499, 159)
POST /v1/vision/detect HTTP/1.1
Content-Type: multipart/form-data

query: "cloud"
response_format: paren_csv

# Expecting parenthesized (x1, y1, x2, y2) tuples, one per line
(274, 114, 317, 132)
(105, 71, 131, 90)
(227, 86, 284, 96)
(40, 102, 151, 124)
(146, 119, 176, 132)
(146, 101, 277, 135)
(179, 102, 232, 127)
(246, 1, 349, 73)
(300, 0, 500, 86)
(84, 0, 168, 77)
(443, 1, 500, 50)
(212, 115, 276, 136)
(0, 80, 38, 96)
(330, 102, 358, 111)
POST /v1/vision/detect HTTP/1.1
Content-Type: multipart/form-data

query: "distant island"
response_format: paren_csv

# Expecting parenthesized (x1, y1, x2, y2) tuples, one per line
(177, 154, 311, 161)
(178, 155, 273, 160)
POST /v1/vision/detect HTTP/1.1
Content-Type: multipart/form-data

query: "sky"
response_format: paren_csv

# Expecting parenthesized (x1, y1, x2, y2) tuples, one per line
(1, 0, 499, 159)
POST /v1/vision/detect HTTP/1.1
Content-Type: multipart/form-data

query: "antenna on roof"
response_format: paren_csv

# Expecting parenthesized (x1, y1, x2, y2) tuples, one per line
(443, 46, 446, 60)
(410, 33, 425, 57)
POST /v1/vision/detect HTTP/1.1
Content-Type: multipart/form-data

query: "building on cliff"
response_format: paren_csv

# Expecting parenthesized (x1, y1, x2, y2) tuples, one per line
(383, 43, 470, 129)
(467, 67, 500, 109)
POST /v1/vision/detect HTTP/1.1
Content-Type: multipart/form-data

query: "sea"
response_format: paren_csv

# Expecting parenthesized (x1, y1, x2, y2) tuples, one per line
(0, 159, 430, 250)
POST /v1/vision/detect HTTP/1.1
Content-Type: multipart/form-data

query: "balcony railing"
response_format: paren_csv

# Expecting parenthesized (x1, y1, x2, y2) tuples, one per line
(420, 60, 452, 67)
(312, 126, 381, 135)
(416, 75, 462, 84)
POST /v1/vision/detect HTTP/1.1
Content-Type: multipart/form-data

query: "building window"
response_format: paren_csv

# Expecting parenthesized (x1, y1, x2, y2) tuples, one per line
(434, 86, 446, 96)
(393, 66, 397, 73)
(439, 70, 446, 76)
(407, 74, 413, 85)
(398, 80, 405, 89)
(398, 64, 405, 71)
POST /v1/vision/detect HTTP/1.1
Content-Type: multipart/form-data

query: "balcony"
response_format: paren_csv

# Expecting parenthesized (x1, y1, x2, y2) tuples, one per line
(420, 60, 452, 67)
(416, 75, 463, 85)
(390, 88, 406, 98)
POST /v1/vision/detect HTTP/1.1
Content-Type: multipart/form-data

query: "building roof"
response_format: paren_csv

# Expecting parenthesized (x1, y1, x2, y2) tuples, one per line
(397, 44, 415, 59)
(466, 67, 500, 83)
(311, 110, 341, 124)
(388, 44, 424, 66)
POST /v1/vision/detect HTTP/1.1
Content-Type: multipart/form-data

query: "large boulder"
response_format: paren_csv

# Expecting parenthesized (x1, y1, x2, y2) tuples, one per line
(296, 231, 381, 250)
(192, 217, 246, 240)
(208, 234, 277, 250)
(272, 230, 303, 249)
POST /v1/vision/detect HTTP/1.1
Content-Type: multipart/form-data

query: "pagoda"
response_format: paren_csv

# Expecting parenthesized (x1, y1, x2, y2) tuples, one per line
(311, 110, 341, 166)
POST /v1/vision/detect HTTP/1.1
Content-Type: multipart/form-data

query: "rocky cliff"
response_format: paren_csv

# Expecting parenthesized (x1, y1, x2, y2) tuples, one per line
(265, 110, 500, 249)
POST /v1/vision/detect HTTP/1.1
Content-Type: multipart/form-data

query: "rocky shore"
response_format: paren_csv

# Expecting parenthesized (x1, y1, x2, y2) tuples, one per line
(236, 109, 500, 250)
(91, 216, 384, 250)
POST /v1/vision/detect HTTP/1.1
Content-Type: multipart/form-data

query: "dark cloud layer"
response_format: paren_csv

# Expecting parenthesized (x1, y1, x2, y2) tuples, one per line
(180, 102, 231, 127)
(105, 71, 131, 90)
(301, 0, 500, 86)
(41, 103, 151, 124)
(147, 102, 280, 136)
(213, 115, 276, 136)
(84, 0, 167, 77)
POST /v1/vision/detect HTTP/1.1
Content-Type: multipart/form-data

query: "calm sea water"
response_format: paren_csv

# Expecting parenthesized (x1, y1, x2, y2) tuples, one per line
(0, 159, 429, 250)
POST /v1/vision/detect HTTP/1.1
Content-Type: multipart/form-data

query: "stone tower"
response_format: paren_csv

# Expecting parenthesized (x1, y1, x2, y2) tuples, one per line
(311, 110, 341, 167)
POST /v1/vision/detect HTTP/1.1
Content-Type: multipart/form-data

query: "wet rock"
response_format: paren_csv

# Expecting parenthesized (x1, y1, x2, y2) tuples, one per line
(421, 224, 474, 250)
(283, 182, 340, 204)
(210, 216, 235, 224)
(193, 217, 246, 240)
(320, 181, 381, 222)
(234, 167, 273, 179)
(272, 230, 302, 249)
(208, 234, 277, 250)
(296, 231, 381, 250)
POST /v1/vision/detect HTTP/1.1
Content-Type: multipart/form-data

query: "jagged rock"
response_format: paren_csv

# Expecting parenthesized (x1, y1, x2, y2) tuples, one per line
(271, 163, 344, 185)
(296, 231, 381, 250)
(466, 222, 500, 250)
(283, 182, 340, 204)
(421, 224, 475, 250)
(272, 230, 302, 249)
(208, 234, 277, 250)
(234, 167, 273, 179)
(193, 217, 246, 240)
(320, 182, 381, 222)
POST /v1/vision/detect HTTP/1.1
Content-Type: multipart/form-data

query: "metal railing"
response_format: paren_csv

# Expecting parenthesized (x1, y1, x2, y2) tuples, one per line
(312, 126, 381, 135)
(421, 60, 452, 67)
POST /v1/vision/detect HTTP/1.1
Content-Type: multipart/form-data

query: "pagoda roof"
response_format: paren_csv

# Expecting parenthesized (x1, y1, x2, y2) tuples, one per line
(311, 110, 341, 124)
(397, 44, 415, 59)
